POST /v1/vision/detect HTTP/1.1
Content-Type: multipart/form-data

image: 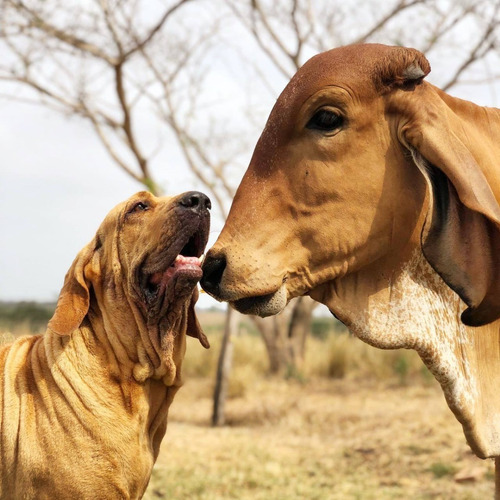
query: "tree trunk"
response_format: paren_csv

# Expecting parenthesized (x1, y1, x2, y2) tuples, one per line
(211, 305, 237, 426)
(212, 297, 316, 427)
(495, 456, 500, 500)
(287, 296, 316, 370)
(252, 296, 317, 375)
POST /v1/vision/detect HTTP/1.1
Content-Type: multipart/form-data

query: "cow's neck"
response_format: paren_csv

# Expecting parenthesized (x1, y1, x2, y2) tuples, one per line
(316, 250, 500, 458)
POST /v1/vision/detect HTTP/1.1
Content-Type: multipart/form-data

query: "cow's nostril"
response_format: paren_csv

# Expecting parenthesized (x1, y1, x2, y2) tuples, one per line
(201, 255, 226, 296)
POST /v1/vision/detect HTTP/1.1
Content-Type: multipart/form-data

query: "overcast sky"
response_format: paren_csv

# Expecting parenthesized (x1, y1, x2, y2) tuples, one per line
(0, 98, 228, 306)
(2, 3, 500, 309)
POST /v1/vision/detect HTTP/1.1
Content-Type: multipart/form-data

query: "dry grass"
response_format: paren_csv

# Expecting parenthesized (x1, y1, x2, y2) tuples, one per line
(146, 376, 495, 499)
(183, 328, 433, 392)
(0, 323, 495, 499)
(147, 323, 494, 499)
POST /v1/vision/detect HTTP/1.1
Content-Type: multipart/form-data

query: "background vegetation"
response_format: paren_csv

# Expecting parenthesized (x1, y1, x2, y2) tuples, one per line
(0, 301, 54, 333)
(1, 309, 495, 498)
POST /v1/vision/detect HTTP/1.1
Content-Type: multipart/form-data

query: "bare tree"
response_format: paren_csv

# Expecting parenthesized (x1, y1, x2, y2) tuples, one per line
(227, 0, 500, 90)
(252, 296, 317, 375)
(0, 0, 244, 427)
(2, 0, 500, 417)
(0, 0, 196, 193)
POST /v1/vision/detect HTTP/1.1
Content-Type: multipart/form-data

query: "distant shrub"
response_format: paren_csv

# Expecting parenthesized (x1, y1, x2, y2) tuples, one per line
(182, 333, 220, 378)
(429, 462, 456, 478)
(303, 331, 432, 386)
(0, 302, 54, 333)
(392, 352, 412, 385)
(310, 316, 347, 340)
(310, 318, 332, 340)
(326, 334, 350, 379)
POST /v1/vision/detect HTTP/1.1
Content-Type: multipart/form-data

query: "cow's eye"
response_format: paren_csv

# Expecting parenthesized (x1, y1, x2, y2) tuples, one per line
(306, 109, 344, 132)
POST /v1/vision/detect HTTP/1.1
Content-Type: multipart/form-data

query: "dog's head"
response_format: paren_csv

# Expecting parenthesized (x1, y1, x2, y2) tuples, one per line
(48, 191, 211, 382)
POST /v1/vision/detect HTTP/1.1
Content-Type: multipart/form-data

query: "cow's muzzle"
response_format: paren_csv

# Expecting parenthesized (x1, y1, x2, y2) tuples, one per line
(201, 253, 287, 317)
(231, 285, 287, 317)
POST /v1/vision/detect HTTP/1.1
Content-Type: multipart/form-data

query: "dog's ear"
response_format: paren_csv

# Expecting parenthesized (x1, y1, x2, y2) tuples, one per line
(186, 287, 210, 348)
(390, 84, 500, 326)
(48, 239, 98, 336)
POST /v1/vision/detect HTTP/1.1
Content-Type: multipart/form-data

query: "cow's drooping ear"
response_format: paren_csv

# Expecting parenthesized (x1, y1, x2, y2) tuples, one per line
(186, 287, 210, 348)
(391, 85, 500, 326)
(373, 46, 430, 91)
(48, 238, 99, 336)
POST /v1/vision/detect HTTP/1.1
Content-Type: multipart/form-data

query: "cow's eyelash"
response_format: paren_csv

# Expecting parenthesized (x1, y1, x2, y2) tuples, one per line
(306, 109, 344, 131)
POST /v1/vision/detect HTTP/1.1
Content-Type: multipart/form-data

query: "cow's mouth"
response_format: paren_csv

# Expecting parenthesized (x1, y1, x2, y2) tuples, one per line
(231, 284, 288, 317)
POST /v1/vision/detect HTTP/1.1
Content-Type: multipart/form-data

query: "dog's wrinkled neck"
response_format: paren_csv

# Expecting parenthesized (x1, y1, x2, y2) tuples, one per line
(91, 295, 190, 391)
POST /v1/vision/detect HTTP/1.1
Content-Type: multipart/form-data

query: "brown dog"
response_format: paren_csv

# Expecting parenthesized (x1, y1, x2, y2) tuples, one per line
(202, 44, 500, 464)
(0, 190, 210, 499)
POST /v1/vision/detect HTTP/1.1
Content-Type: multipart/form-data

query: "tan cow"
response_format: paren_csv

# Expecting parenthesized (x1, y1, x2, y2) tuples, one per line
(201, 43, 500, 491)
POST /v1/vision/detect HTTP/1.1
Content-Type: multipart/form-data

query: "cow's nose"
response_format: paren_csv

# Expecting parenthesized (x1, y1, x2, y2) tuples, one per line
(179, 191, 211, 212)
(201, 253, 227, 297)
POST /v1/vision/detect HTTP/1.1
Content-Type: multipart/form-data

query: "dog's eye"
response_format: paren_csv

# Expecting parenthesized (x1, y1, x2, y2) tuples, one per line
(130, 202, 149, 213)
(306, 109, 343, 132)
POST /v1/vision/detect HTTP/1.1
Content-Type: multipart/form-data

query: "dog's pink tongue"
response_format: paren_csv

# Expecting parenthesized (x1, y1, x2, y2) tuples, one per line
(150, 256, 202, 285)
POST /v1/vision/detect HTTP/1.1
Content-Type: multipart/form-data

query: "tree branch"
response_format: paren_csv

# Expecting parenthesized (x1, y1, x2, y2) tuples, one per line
(10, 1, 116, 63)
(354, 0, 425, 44)
(113, 62, 156, 191)
(442, 14, 500, 91)
(123, 0, 193, 59)
(225, 1, 294, 79)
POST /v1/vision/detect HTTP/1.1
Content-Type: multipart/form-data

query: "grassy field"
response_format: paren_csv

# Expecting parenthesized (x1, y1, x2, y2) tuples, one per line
(141, 318, 495, 500)
(146, 376, 494, 499)
(0, 310, 495, 499)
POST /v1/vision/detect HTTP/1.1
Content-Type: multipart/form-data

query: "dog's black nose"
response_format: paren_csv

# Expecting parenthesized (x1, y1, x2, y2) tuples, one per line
(201, 254, 226, 297)
(179, 191, 211, 212)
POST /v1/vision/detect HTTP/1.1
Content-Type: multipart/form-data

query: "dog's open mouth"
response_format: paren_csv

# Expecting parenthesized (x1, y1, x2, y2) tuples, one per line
(140, 228, 207, 307)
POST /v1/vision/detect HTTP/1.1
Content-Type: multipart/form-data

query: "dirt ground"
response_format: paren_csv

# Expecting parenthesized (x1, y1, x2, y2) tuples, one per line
(144, 377, 495, 499)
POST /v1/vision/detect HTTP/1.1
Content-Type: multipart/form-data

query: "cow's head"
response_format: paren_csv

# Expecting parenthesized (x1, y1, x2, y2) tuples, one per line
(201, 43, 500, 327)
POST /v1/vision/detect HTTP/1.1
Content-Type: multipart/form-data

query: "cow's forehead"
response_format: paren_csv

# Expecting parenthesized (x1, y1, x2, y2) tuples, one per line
(255, 44, 389, 163)
(276, 44, 391, 109)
